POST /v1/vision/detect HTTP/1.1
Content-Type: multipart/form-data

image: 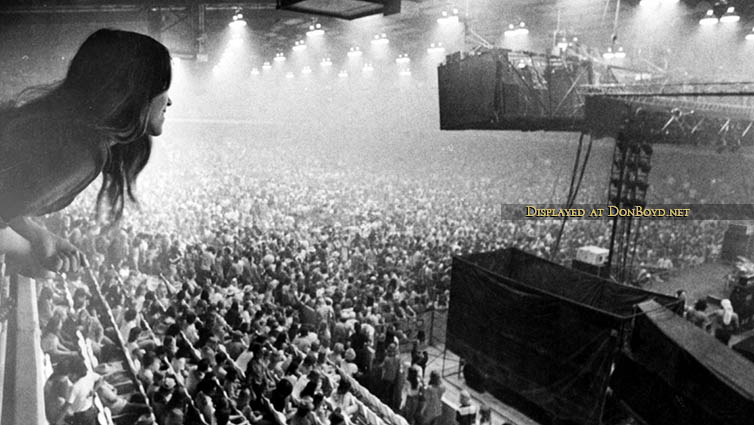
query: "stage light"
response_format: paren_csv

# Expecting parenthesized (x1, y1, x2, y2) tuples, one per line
(347, 47, 363, 58)
(307, 23, 324, 37)
(614, 46, 626, 59)
(371, 33, 389, 46)
(504, 24, 517, 36)
(320, 57, 333, 67)
(557, 37, 569, 50)
(427, 43, 446, 54)
(395, 54, 410, 64)
(747, 28, 754, 40)
(293, 40, 307, 52)
(262, 61, 272, 71)
(251, 68, 260, 75)
(437, 9, 460, 24)
(338, 70, 349, 78)
(274, 52, 286, 62)
(602, 47, 615, 59)
(301, 66, 312, 74)
(699, 9, 718, 26)
(504, 22, 528, 36)
(362, 63, 374, 73)
(720, 7, 740, 23)
(229, 12, 246, 28)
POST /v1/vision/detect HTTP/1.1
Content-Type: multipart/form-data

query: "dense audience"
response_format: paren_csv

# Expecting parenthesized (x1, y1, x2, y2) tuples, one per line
(5, 52, 752, 425)
(33, 119, 750, 425)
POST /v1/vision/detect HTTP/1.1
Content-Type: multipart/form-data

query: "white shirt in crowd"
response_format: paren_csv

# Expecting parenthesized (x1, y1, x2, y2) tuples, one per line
(68, 372, 99, 413)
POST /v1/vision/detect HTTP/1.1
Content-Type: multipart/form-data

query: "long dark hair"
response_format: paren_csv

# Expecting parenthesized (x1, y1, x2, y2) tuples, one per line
(6, 29, 171, 221)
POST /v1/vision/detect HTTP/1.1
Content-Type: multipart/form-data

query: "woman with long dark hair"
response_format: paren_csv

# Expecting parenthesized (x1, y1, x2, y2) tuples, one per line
(0, 28, 172, 276)
(420, 370, 445, 425)
(402, 365, 423, 425)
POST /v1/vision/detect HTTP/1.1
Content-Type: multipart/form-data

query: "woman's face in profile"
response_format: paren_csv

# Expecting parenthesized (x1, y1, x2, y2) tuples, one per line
(147, 90, 172, 136)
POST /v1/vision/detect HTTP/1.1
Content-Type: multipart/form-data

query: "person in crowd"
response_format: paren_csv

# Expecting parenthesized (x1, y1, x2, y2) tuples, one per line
(54, 357, 100, 425)
(342, 349, 359, 378)
(675, 290, 688, 318)
(41, 315, 78, 363)
(379, 343, 402, 409)
(455, 390, 477, 425)
(709, 298, 740, 346)
(421, 371, 445, 425)
(0, 29, 172, 277)
(38, 285, 57, 329)
(329, 378, 358, 419)
(685, 299, 711, 332)
(45, 359, 74, 424)
(162, 409, 184, 425)
(478, 404, 491, 425)
(290, 396, 320, 425)
(401, 364, 423, 425)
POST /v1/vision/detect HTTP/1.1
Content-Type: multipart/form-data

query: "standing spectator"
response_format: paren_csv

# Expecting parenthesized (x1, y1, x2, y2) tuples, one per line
(401, 365, 423, 425)
(710, 299, 740, 346)
(685, 299, 711, 332)
(421, 371, 445, 425)
(379, 343, 401, 409)
(455, 390, 477, 425)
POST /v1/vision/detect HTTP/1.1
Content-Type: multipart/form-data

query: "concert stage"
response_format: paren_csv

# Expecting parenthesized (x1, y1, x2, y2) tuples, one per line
(641, 260, 754, 346)
(641, 261, 732, 303)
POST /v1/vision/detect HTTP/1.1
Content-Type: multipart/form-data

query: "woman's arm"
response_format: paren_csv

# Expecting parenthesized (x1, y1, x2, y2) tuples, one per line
(1, 217, 82, 276)
(10, 217, 82, 272)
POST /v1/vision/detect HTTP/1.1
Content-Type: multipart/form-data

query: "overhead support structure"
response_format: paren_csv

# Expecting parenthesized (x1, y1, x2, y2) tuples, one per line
(0, 1, 279, 59)
(277, 0, 400, 20)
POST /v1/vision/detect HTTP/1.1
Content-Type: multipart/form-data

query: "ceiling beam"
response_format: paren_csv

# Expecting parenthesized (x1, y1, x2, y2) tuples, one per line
(0, 1, 277, 14)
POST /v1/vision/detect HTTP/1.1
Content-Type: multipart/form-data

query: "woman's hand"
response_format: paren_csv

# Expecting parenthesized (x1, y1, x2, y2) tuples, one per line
(30, 229, 82, 273)
(5, 217, 83, 277)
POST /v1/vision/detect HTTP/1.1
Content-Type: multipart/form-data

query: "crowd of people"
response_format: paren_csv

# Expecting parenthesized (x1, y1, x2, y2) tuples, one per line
(5, 38, 754, 425)
(31, 119, 754, 425)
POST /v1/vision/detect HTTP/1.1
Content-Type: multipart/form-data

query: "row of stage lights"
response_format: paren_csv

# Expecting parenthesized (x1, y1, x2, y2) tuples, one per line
(438, 5, 529, 37)
(246, 53, 421, 75)
(699, 7, 739, 25)
(222, 12, 452, 79)
(247, 62, 414, 78)
(696, 6, 754, 41)
(641, 2, 754, 41)
(249, 44, 445, 65)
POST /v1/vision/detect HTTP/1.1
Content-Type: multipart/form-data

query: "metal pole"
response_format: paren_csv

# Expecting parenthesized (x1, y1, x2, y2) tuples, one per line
(429, 308, 435, 346)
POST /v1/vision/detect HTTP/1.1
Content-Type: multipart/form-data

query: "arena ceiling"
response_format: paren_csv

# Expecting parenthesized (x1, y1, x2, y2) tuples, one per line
(1, 0, 754, 69)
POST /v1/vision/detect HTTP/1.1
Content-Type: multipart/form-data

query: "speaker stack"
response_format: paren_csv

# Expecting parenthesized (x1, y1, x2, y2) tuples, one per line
(721, 224, 754, 262)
